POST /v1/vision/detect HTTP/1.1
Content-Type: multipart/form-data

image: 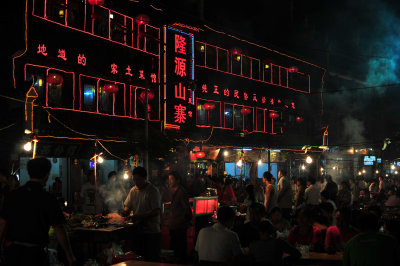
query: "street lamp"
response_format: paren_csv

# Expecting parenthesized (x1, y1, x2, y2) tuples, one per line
(306, 156, 313, 164)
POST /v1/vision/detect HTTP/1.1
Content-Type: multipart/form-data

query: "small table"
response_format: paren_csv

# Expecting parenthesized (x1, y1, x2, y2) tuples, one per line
(112, 260, 189, 266)
(294, 252, 342, 266)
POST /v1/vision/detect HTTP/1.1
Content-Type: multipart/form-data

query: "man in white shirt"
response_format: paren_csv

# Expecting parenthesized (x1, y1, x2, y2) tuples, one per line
(195, 206, 243, 264)
(123, 167, 161, 262)
(304, 177, 320, 206)
(276, 170, 293, 220)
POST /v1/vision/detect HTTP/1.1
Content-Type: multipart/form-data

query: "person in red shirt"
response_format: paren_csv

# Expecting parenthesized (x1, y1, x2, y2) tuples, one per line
(220, 178, 237, 206)
(325, 207, 358, 253)
(287, 206, 323, 251)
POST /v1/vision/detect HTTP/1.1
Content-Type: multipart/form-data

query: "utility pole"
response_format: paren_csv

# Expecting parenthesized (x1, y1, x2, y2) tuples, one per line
(144, 82, 150, 178)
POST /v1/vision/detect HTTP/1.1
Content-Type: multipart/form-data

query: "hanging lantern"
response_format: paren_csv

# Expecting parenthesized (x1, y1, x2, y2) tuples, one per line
(46, 73, 63, 85)
(296, 116, 304, 123)
(88, 0, 105, 5)
(241, 107, 251, 115)
(104, 83, 119, 94)
(269, 112, 280, 119)
(139, 90, 155, 101)
(203, 102, 215, 110)
(196, 151, 205, 159)
(135, 14, 150, 25)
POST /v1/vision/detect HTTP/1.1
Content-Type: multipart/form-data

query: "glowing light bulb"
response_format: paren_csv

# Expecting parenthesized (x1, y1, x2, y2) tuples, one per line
(306, 156, 313, 164)
(200, 45, 205, 52)
(237, 160, 242, 167)
(64, 201, 68, 207)
(123, 171, 129, 180)
(362, 169, 366, 174)
(223, 151, 229, 156)
(258, 159, 262, 166)
(391, 165, 395, 170)
(376, 170, 379, 174)
(395, 171, 398, 175)
(301, 165, 306, 170)
(97, 156, 104, 163)
(23, 141, 32, 151)
(333, 166, 336, 170)
(358, 171, 362, 176)
(265, 64, 270, 69)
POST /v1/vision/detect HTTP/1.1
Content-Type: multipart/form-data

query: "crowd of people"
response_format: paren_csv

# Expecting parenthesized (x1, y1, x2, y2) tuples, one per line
(1, 158, 400, 265)
(192, 170, 400, 265)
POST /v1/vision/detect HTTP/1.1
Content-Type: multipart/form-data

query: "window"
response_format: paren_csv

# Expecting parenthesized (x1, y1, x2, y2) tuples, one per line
(256, 108, 265, 132)
(242, 56, 251, 78)
(263, 61, 272, 83)
(217, 48, 229, 72)
(145, 25, 160, 55)
(83, 84, 96, 112)
(67, 0, 85, 30)
(251, 59, 260, 80)
(196, 100, 221, 127)
(195, 42, 205, 66)
(90, 5, 109, 38)
(45, 0, 66, 24)
(231, 54, 241, 75)
(233, 105, 243, 131)
(205, 45, 217, 69)
(110, 12, 126, 45)
(225, 162, 251, 178)
(98, 83, 113, 115)
(223, 104, 234, 129)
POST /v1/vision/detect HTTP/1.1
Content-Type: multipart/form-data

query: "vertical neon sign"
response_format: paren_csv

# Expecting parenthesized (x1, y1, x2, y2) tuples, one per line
(164, 26, 194, 129)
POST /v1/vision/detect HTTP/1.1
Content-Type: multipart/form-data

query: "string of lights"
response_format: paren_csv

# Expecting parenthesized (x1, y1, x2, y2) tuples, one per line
(96, 140, 126, 161)
(0, 123, 17, 132)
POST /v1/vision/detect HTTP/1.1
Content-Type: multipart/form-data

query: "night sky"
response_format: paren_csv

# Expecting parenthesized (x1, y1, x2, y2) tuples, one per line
(156, 0, 400, 150)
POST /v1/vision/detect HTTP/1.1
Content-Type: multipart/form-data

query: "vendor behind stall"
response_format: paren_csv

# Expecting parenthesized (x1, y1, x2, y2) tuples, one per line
(78, 170, 102, 214)
(122, 166, 161, 262)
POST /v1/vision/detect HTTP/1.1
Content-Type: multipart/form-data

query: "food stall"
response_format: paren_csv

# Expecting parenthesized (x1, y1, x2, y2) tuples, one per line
(56, 213, 140, 265)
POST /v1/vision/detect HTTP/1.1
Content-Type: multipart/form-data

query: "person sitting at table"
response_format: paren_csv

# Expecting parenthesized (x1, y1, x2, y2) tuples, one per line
(269, 207, 291, 240)
(122, 166, 162, 262)
(235, 203, 267, 248)
(195, 206, 243, 265)
(325, 207, 358, 253)
(343, 212, 400, 266)
(287, 206, 323, 252)
(249, 220, 301, 266)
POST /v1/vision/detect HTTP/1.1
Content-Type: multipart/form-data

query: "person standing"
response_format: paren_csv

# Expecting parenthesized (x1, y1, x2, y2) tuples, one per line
(0, 157, 75, 266)
(220, 178, 237, 206)
(276, 170, 293, 220)
(322, 175, 338, 203)
(337, 181, 351, 209)
(262, 171, 277, 214)
(167, 172, 192, 264)
(123, 166, 162, 262)
(294, 178, 306, 210)
(78, 170, 102, 214)
(304, 177, 320, 206)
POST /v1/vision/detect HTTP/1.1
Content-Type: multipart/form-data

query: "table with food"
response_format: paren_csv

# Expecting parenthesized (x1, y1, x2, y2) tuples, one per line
(56, 212, 141, 265)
